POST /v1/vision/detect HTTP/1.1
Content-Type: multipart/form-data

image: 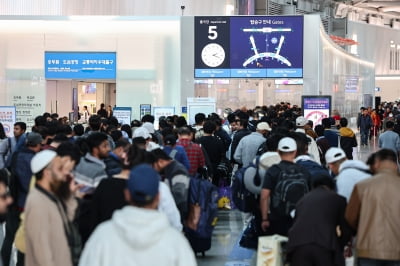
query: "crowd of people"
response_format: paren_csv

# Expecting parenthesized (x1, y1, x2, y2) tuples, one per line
(0, 101, 397, 265)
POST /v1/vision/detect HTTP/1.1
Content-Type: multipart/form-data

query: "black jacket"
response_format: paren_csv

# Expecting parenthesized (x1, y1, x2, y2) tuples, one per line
(340, 136, 357, 159)
(287, 187, 352, 266)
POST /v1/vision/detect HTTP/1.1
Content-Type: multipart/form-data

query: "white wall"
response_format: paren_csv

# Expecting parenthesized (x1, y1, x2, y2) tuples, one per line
(347, 21, 400, 76)
(0, 17, 181, 127)
(375, 79, 400, 102)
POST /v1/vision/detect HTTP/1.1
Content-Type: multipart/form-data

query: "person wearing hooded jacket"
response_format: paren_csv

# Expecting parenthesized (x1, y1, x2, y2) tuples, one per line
(325, 147, 371, 202)
(338, 117, 357, 159)
(79, 164, 196, 266)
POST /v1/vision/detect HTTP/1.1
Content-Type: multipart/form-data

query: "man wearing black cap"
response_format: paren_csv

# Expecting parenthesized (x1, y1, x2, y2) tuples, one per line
(79, 164, 196, 266)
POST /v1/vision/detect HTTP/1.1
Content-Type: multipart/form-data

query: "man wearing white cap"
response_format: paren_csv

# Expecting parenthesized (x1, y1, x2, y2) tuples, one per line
(25, 150, 81, 266)
(133, 127, 159, 152)
(295, 116, 321, 165)
(260, 137, 311, 236)
(325, 147, 371, 202)
(234, 122, 271, 167)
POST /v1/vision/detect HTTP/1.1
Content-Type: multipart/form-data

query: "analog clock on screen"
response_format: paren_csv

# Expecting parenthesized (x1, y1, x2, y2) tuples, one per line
(201, 43, 225, 67)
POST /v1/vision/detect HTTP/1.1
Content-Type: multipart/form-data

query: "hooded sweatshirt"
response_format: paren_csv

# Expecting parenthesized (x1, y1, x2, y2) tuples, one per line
(339, 127, 355, 138)
(336, 160, 371, 202)
(79, 206, 197, 266)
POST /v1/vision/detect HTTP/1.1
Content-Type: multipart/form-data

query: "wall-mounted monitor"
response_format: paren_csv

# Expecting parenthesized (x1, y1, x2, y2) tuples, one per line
(302, 95, 331, 126)
(195, 16, 303, 78)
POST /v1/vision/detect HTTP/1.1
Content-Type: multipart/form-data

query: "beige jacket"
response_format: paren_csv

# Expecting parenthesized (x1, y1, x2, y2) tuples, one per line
(345, 169, 400, 260)
(24, 185, 78, 266)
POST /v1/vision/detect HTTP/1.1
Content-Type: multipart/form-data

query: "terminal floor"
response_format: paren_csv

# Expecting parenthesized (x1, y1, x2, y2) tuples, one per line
(197, 138, 379, 266)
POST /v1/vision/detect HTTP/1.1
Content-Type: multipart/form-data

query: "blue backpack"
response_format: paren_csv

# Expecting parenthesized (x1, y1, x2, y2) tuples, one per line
(184, 177, 218, 239)
(231, 158, 260, 213)
(296, 159, 330, 179)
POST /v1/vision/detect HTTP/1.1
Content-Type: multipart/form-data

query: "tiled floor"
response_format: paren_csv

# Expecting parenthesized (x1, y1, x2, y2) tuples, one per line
(196, 135, 379, 266)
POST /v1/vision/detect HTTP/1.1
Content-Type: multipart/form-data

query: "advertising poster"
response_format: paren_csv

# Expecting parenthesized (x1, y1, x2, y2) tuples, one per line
(187, 98, 216, 125)
(140, 104, 151, 119)
(302, 96, 331, 126)
(153, 107, 175, 127)
(181, 106, 188, 120)
(113, 107, 132, 125)
(0, 106, 16, 137)
(12, 93, 44, 131)
(345, 76, 359, 93)
(153, 107, 175, 120)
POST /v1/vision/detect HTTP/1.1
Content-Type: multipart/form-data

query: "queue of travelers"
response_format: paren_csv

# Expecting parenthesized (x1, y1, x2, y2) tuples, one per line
(0, 101, 397, 266)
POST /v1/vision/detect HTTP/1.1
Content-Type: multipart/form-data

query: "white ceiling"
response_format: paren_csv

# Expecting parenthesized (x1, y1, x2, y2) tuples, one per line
(350, 0, 400, 16)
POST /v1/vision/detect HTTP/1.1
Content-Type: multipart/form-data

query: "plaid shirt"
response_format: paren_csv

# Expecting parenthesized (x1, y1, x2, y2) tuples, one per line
(176, 138, 205, 176)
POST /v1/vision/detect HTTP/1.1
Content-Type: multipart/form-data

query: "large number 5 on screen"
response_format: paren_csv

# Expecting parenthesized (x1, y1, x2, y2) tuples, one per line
(208, 26, 218, 40)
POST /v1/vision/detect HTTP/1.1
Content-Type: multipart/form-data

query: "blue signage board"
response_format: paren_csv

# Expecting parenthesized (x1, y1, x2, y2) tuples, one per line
(194, 16, 303, 78)
(45, 52, 116, 79)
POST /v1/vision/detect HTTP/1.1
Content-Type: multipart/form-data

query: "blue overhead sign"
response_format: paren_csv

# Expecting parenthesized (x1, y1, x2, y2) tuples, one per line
(45, 52, 116, 79)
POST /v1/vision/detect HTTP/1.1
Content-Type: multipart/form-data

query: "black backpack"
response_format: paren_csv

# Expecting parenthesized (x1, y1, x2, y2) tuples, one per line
(271, 164, 309, 217)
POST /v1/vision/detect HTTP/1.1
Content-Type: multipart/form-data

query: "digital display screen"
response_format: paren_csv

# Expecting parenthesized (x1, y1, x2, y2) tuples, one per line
(45, 52, 116, 79)
(302, 96, 331, 126)
(194, 16, 303, 78)
(195, 17, 230, 78)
